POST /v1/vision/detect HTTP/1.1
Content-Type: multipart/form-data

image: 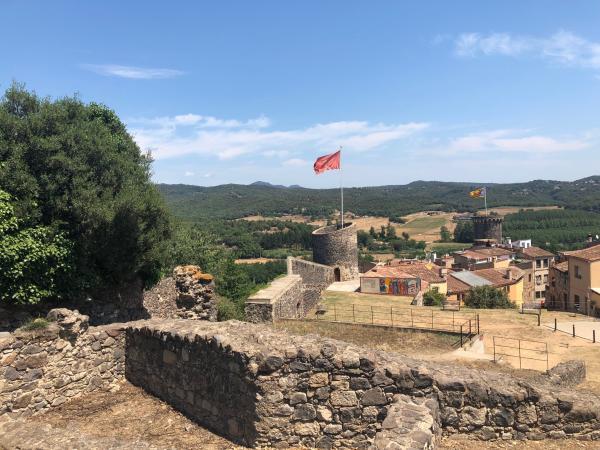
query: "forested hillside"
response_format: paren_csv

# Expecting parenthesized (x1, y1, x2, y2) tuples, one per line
(158, 177, 600, 220)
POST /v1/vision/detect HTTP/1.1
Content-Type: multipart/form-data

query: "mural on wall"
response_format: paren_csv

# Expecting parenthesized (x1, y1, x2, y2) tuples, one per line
(379, 277, 420, 296)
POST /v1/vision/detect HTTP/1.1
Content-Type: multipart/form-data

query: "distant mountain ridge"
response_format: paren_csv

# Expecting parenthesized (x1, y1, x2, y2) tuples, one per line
(158, 176, 600, 220)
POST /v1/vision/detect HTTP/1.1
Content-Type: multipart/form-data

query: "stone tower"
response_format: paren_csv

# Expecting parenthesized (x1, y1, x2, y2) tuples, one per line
(472, 216, 503, 243)
(312, 223, 359, 281)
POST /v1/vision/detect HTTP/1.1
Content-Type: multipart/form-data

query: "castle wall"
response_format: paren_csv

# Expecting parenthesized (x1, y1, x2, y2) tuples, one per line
(312, 223, 359, 281)
(288, 257, 335, 315)
(0, 309, 126, 419)
(245, 275, 303, 323)
(124, 319, 600, 448)
(472, 217, 503, 243)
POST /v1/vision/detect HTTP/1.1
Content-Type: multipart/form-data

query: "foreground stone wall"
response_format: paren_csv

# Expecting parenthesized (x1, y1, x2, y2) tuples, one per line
(246, 275, 303, 323)
(124, 319, 600, 449)
(0, 309, 126, 419)
(288, 257, 335, 315)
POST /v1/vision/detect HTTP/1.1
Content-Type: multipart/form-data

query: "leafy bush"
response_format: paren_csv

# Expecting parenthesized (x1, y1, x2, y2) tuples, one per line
(423, 290, 445, 306)
(20, 317, 51, 331)
(464, 286, 515, 309)
(0, 83, 171, 302)
(217, 296, 245, 321)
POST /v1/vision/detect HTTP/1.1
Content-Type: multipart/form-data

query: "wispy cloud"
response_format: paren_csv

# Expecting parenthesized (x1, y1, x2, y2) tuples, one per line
(283, 158, 309, 167)
(184, 171, 195, 177)
(81, 64, 184, 79)
(427, 129, 591, 156)
(129, 114, 429, 160)
(454, 30, 600, 70)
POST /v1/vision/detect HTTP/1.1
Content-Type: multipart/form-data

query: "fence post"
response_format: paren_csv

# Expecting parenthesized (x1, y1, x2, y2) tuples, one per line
(431, 310, 434, 329)
(334, 304, 337, 322)
(477, 314, 480, 334)
(545, 342, 549, 371)
(573, 324, 575, 337)
(594, 329, 596, 344)
(554, 318, 557, 331)
(371, 306, 374, 325)
(537, 312, 541, 327)
(390, 307, 393, 327)
(411, 309, 414, 328)
(493, 336, 496, 362)
(469, 319, 472, 336)
(352, 304, 355, 323)
(452, 311, 455, 332)
(460, 325, 463, 348)
(518, 339, 522, 369)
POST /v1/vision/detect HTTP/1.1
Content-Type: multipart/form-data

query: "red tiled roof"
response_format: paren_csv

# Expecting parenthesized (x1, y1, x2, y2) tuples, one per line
(447, 275, 471, 294)
(563, 244, 600, 262)
(473, 267, 524, 287)
(552, 261, 569, 272)
(363, 266, 415, 279)
(364, 263, 445, 283)
(520, 246, 555, 258)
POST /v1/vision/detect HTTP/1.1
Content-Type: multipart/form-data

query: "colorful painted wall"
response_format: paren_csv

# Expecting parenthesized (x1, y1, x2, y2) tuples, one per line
(360, 276, 420, 296)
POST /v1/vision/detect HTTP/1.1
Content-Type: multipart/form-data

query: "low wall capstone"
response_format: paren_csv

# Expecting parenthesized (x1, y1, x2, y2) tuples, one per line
(245, 274, 303, 323)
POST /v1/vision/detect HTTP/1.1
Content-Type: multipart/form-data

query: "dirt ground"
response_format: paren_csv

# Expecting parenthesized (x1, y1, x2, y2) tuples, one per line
(21, 382, 243, 449)
(234, 257, 277, 264)
(439, 436, 598, 449)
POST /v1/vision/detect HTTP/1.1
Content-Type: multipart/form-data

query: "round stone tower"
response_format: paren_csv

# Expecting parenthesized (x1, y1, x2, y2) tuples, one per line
(472, 216, 503, 243)
(312, 223, 359, 281)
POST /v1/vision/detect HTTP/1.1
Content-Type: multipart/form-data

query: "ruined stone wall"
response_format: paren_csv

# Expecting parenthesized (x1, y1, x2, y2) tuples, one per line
(124, 319, 600, 449)
(312, 223, 359, 281)
(288, 257, 335, 315)
(245, 275, 303, 323)
(0, 309, 126, 419)
(173, 265, 217, 321)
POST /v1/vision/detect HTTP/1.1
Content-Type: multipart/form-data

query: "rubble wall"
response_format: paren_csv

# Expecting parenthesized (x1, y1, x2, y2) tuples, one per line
(124, 319, 600, 449)
(0, 309, 126, 419)
(245, 275, 303, 323)
(288, 257, 335, 315)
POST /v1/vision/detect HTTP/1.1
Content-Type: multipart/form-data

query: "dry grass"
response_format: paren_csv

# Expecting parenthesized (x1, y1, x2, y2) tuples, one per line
(234, 258, 277, 264)
(440, 435, 598, 449)
(477, 205, 562, 216)
(395, 212, 456, 243)
(274, 320, 456, 355)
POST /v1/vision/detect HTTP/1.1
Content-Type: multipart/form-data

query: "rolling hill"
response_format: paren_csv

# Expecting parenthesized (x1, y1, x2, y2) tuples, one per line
(158, 176, 600, 220)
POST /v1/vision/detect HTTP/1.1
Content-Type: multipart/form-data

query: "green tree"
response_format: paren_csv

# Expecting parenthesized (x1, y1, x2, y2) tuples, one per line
(0, 83, 171, 300)
(423, 290, 445, 306)
(453, 221, 474, 243)
(369, 226, 377, 238)
(401, 231, 410, 241)
(385, 223, 397, 240)
(439, 225, 452, 242)
(464, 286, 515, 309)
(0, 190, 72, 305)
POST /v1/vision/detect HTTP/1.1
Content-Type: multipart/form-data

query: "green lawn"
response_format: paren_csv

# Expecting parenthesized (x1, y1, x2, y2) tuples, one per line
(398, 216, 448, 233)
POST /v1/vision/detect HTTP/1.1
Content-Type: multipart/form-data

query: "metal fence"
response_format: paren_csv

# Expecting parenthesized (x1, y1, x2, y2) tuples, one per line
(546, 318, 600, 343)
(492, 336, 549, 370)
(311, 304, 479, 345)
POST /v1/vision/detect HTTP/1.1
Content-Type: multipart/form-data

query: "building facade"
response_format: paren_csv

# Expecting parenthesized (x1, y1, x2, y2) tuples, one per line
(547, 261, 569, 311)
(517, 246, 555, 304)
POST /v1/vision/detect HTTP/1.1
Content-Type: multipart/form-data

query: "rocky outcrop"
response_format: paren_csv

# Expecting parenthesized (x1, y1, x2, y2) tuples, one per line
(0, 309, 126, 419)
(173, 265, 217, 321)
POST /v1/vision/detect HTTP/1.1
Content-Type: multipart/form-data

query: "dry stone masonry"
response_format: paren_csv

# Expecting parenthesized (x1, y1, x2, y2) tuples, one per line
(172, 265, 217, 321)
(124, 319, 600, 449)
(312, 223, 359, 281)
(0, 309, 126, 419)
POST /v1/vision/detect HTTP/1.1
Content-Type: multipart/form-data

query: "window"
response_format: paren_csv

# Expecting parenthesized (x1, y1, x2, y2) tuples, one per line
(536, 259, 542, 269)
(575, 265, 582, 279)
(536, 291, 542, 299)
(575, 294, 580, 310)
(543, 259, 548, 268)
(432, 286, 439, 293)
(535, 275, 542, 285)
(544, 274, 548, 284)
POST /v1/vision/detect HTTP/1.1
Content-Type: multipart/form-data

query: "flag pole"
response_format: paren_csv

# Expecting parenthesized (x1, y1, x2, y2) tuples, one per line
(340, 146, 344, 228)
(484, 187, 488, 216)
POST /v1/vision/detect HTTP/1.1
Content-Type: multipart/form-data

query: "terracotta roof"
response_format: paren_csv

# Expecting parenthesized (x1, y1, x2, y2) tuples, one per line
(552, 261, 569, 272)
(563, 244, 600, 262)
(520, 246, 555, 258)
(469, 247, 514, 257)
(363, 266, 415, 279)
(391, 263, 445, 283)
(447, 274, 471, 294)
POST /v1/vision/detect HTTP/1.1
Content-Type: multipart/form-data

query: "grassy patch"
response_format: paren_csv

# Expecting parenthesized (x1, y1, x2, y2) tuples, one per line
(20, 317, 51, 331)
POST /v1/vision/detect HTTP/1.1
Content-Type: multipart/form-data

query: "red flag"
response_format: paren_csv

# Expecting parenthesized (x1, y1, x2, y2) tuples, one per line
(313, 150, 341, 174)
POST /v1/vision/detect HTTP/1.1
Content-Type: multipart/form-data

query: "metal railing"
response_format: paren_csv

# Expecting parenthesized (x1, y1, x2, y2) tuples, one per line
(547, 317, 599, 343)
(311, 304, 479, 342)
(492, 336, 549, 370)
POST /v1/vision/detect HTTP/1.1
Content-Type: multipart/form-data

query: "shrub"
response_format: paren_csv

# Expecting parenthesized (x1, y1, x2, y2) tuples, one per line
(20, 317, 51, 331)
(217, 297, 245, 321)
(464, 286, 515, 309)
(423, 290, 445, 306)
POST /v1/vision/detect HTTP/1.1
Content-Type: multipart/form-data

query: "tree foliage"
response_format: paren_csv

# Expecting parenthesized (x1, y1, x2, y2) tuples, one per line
(453, 221, 474, 243)
(0, 83, 171, 302)
(423, 290, 445, 306)
(0, 189, 72, 304)
(464, 286, 515, 309)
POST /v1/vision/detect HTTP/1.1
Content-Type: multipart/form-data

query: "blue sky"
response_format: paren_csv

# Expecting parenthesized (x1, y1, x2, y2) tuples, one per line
(2, 1, 600, 187)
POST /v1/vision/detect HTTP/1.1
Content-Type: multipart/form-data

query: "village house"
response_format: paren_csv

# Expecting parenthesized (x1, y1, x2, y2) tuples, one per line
(559, 245, 600, 316)
(547, 261, 569, 311)
(517, 246, 555, 303)
(452, 246, 514, 271)
(446, 267, 525, 307)
(360, 262, 446, 296)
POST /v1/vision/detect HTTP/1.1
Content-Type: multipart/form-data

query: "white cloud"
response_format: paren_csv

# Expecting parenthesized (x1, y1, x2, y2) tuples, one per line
(129, 114, 429, 160)
(432, 129, 590, 156)
(81, 64, 184, 79)
(453, 30, 600, 70)
(184, 171, 195, 177)
(283, 158, 309, 167)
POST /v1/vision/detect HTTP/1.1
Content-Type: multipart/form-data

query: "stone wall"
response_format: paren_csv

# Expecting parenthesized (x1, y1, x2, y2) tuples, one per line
(288, 257, 335, 315)
(124, 319, 600, 449)
(0, 309, 126, 419)
(245, 275, 303, 323)
(172, 265, 217, 321)
(472, 216, 503, 243)
(312, 223, 359, 281)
